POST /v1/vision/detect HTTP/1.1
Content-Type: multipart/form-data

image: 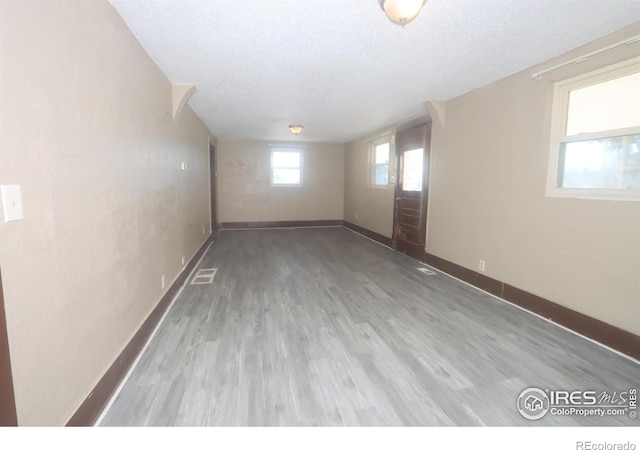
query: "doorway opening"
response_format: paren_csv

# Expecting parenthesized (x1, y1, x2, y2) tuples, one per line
(209, 142, 218, 233)
(0, 269, 18, 425)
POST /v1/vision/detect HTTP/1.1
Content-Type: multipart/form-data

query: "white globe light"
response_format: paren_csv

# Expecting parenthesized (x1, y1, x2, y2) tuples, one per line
(380, 0, 427, 25)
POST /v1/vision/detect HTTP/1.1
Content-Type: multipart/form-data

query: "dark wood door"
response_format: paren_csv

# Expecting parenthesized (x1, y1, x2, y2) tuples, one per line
(393, 123, 431, 260)
(0, 268, 18, 425)
(209, 143, 218, 233)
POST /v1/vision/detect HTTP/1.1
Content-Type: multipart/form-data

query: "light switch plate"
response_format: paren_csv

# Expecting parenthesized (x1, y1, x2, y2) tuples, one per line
(1, 185, 24, 222)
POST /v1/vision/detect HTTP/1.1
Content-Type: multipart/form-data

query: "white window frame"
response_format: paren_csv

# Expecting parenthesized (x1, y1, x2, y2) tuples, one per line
(546, 57, 640, 201)
(371, 138, 391, 188)
(271, 147, 303, 186)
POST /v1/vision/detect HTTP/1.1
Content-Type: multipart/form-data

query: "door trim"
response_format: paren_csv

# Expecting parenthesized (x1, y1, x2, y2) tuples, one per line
(209, 142, 218, 233)
(0, 268, 18, 426)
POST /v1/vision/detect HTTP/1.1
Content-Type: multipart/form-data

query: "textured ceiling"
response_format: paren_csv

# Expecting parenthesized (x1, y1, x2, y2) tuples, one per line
(109, 0, 640, 143)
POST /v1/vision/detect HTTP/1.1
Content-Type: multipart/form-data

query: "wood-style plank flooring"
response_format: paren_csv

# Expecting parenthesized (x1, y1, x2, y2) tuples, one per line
(100, 227, 639, 426)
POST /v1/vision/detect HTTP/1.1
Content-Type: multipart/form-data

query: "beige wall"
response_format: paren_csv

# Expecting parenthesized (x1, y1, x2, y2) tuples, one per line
(343, 25, 639, 337)
(427, 24, 640, 335)
(2, 1, 636, 428)
(343, 127, 397, 238)
(217, 140, 344, 223)
(0, 1, 214, 425)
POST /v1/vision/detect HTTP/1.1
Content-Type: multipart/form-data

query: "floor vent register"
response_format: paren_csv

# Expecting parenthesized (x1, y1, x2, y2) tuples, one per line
(191, 268, 218, 285)
(416, 267, 436, 276)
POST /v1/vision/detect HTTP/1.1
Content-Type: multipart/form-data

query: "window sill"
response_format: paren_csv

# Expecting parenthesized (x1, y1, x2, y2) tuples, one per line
(271, 183, 302, 188)
(546, 187, 640, 202)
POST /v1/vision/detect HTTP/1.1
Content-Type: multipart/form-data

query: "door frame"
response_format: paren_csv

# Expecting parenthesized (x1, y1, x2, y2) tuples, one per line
(392, 123, 431, 261)
(0, 268, 18, 425)
(209, 141, 218, 233)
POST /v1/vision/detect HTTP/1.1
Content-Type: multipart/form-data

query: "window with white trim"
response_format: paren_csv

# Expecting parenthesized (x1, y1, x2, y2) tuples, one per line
(372, 140, 390, 186)
(271, 148, 302, 185)
(547, 59, 640, 200)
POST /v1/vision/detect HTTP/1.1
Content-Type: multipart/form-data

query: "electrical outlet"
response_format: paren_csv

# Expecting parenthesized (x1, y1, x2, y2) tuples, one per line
(181, 256, 185, 265)
(479, 260, 486, 272)
(161, 275, 165, 289)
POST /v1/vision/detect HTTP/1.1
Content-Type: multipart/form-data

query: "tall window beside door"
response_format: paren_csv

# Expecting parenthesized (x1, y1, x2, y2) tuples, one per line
(547, 58, 640, 200)
(372, 140, 390, 186)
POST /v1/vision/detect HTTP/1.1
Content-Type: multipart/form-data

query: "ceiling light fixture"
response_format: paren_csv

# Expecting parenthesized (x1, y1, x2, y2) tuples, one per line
(289, 125, 304, 135)
(379, 0, 427, 26)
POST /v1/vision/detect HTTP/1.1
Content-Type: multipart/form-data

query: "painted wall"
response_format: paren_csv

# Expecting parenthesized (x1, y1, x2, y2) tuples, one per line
(343, 127, 397, 238)
(217, 140, 344, 223)
(426, 24, 640, 336)
(0, 1, 214, 425)
(343, 25, 639, 337)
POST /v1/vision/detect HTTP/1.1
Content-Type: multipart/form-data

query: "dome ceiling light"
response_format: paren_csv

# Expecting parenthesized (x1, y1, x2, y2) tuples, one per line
(289, 125, 304, 135)
(379, 0, 427, 26)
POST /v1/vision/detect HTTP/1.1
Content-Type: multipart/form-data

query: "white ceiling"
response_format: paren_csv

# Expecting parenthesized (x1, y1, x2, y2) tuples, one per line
(109, 0, 640, 143)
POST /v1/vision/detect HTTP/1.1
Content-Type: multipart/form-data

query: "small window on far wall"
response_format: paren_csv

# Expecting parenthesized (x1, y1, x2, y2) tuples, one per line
(547, 59, 640, 200)
(271, 148, 302, 186)
(372, 141, 390, 186)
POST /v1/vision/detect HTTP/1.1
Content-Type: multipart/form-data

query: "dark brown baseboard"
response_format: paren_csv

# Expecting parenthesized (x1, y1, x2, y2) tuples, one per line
(64, 224, 640, 426)
(66, 233, 215, 426)
(425, 252, 640, 361)
(220, 220, 342, 229)
(342, 221, 393, 248)
(0, 269, 18, 426)
(423, 253, 503, 297)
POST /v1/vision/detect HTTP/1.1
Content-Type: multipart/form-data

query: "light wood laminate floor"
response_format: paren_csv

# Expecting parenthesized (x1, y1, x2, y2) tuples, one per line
(100, 228, 639, 426)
